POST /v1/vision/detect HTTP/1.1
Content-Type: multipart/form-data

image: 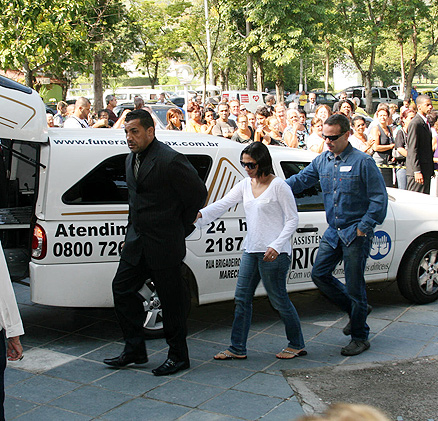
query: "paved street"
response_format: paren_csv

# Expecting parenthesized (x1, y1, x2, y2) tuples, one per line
(4, 279, 438, 420)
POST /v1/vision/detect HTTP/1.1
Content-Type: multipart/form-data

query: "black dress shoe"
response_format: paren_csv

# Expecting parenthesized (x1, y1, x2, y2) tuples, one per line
(103, 351, 148, 367)
(343, 305, 373, 336)
(152, 358, 190, 376)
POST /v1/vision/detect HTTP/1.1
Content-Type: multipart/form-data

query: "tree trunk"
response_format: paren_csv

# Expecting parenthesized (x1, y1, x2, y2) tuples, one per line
(324, 43, 330, 92)
(23, 59, 33, 88)
(275, 65, 284, 103)
(256, 55, 264, 92)
(219, 69, 226, 91)
(246, 19, 254, 90)
(93, 52, 104, 111)
(399, 41, 405, 99)
(363, 73, 373, 115)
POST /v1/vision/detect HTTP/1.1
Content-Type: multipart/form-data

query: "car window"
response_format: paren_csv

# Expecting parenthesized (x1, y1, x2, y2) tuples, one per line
(280, 161, 325, 212)
(62, 154, 211, 205)
(388, 90, 397, 99)
(380, 89, 388, 99)
(352, 89, 362, 98)
(372, 88, 379, 99)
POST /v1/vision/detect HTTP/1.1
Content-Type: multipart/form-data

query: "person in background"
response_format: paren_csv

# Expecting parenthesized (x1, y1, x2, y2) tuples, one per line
(96, 110, 112, 127)
(298, 109, 309, 134)
(64, 97, 106, 128)
(274, 103, 288, 133)
(134, 96, 145, 110)
(254, 106, 271, 143)
(239, 106, 248, 115)
(228, 99, 240, 122)
(287, 114, 387, 357)
(283, 108, 307, 148)
(303, 92, 317, 118)
(349, 115, 374, 155)
(389, 103, 400, 127)
(370, 103, 395, 187)
(46, 113, 55, 127)
(212, 103, 237, 138)
(195, 142, 306, 361)
(314, 104, 332, 124)
(66, 103, 75, 118)
(298, 91, 307, 109)
(306, 117, 325, 153)
(338, 99, 355, 125)
(166, 108, 184, 131)
(185, 103, 203, 133)
(53, 101, 68, 127)
(263, 116, 285, 146)
(156, 92, 167, 105)
(265, 95, 275, 114)
(104, 95, 119, 124)
(1, 243, 24, 421)
(393, 109, 416, 190)
(332, 91, 347, 113)
(231, 114, 253, 143)
(247, 112, 256, 131)
(201, 109, 216, 135)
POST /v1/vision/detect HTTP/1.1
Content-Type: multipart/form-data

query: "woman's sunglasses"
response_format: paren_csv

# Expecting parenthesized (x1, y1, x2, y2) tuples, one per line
(240, 161, 258, 170)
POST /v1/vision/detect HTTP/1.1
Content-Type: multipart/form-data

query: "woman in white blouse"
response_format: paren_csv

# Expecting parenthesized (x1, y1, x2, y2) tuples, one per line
(195, 142, 306, 360)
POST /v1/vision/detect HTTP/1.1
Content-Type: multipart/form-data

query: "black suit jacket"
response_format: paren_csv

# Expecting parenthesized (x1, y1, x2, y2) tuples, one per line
(406, 113, 434, 178)
(121, 138, 207, 269)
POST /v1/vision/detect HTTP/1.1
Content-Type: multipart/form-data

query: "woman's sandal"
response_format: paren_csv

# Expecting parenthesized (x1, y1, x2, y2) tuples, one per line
(214, 350, 247, 360)
(275, 348, 307, 359)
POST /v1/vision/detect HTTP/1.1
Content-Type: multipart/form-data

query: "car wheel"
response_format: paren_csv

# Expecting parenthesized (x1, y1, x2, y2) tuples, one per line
(138, 281, 164, 339)
(397, 238, 438, 304)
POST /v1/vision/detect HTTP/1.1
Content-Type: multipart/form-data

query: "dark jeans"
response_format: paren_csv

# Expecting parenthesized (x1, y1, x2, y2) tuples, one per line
(112, 257, 190, 363)
(311, 234, 372, 341)
(1, 331, 6, 421)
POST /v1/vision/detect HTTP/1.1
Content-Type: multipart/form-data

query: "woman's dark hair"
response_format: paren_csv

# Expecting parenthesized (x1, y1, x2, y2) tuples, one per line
(352, 115, 366, 126)
(240, 142, 273, 177)
(255, 105, 271, 118)
(428, 110, 438, 127)
(338, 99, 354, 112)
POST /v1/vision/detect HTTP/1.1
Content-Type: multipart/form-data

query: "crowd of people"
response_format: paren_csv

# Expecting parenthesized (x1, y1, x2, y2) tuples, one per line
(176, 91, 437, 194)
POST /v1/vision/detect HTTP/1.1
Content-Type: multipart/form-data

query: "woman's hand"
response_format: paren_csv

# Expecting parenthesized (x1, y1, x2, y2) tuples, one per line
(194, 211, 202, 223)
(263, 247, 278, 262)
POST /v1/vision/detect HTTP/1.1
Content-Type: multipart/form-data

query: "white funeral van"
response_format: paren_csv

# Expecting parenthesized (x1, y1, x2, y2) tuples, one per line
(2, 76, 438, 337)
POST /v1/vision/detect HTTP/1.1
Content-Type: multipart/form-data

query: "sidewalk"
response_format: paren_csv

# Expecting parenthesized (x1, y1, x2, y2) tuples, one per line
(5, 280, 438, 420)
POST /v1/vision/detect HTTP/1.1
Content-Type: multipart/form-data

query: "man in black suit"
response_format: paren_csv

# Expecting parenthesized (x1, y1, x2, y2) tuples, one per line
(104, 109, 207, 376)
(406, 94, 434, 194)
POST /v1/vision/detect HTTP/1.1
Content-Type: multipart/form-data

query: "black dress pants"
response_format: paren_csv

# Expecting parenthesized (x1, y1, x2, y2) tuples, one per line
(112, 256, 191, 363)
(407, 175, 431, 194)
(1, 330, 6, 421)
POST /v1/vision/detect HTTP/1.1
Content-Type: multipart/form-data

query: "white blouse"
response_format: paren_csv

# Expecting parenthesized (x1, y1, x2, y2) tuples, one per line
(0, 242, 24, 338)
(195, 177, 298, 255)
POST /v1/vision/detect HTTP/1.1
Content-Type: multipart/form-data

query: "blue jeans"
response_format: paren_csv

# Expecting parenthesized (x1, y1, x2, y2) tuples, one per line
(311, 234, 372, 341)
(229, 252, 305, 356)
(396, 167, 407, 190)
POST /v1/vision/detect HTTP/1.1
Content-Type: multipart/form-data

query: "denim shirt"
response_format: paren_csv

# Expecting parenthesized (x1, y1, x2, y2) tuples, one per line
(286, 143, 388, 247)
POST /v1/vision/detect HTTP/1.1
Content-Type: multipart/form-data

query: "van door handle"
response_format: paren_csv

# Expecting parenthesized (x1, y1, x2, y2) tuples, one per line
(296, 227, 319, 233)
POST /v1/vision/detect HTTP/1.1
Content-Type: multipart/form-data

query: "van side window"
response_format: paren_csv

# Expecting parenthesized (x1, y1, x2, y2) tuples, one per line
(62, 154, 211, 205)
(62, 154, 128, 204)
(280, 161, 325, 212)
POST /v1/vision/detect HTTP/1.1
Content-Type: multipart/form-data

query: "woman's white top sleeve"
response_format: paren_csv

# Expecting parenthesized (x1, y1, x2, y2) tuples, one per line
(0, 242, 24, 338)
(195, 177, 298, 255)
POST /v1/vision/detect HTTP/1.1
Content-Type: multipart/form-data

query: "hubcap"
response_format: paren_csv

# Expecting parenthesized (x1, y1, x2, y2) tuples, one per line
(418, 249, 438, 295)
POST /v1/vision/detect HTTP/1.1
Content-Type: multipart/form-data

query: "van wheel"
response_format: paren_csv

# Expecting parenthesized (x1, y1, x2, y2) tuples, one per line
(138, 281, 164, 339)
(397, 238, 438, 304)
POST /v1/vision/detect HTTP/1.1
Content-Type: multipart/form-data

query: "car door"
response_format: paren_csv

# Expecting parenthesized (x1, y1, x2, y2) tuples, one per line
(278, 160, 395, 287)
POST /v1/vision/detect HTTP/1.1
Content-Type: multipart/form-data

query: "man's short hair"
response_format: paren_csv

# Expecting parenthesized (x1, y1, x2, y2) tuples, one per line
(75, 97, 90, 108)
(229, 99, 240, 106)
(416, 94, 430, 106)
(265, 95, 275, 103)
(255, 105, 271, 117)
(325, 113, 350, 134)
(134, 96, 145, 109)
(125, 109, 154, 130)
(105, 94, 115, 104)
(218, 103, 230, 111)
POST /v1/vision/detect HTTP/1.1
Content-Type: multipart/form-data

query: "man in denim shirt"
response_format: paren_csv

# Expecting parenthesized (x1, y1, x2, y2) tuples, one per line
(286, 114, 388, 356)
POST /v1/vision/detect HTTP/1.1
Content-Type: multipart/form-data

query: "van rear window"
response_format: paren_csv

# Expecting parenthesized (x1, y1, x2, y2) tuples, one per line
(62, 154, 211, 205)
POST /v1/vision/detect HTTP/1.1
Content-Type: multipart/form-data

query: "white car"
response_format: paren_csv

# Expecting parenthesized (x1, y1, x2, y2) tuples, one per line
(1, 75, 438, 338)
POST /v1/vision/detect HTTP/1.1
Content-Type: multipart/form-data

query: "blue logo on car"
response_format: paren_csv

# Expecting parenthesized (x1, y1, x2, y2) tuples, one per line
(370, 230, 391, 260)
